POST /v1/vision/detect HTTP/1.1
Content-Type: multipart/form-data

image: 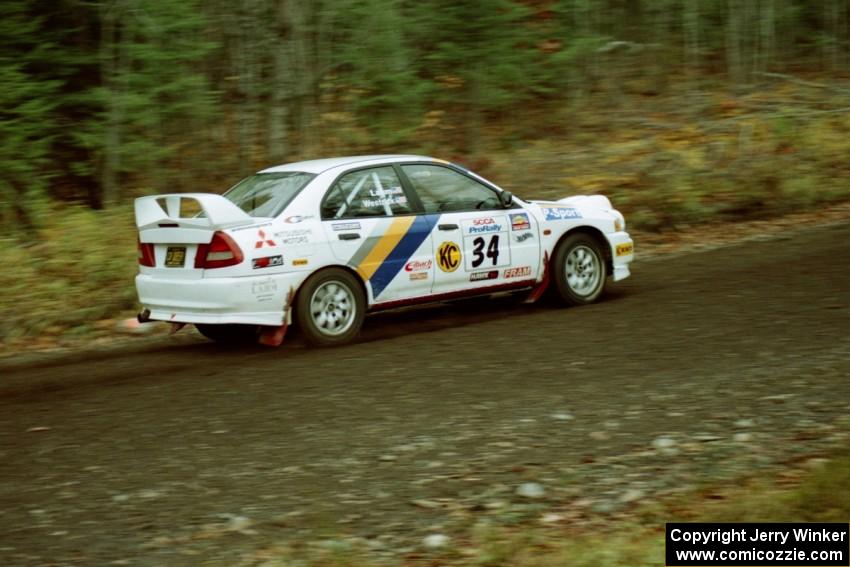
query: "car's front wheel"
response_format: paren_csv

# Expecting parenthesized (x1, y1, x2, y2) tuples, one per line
(552, 233, 608, 305)
(295, 268, 365, 347)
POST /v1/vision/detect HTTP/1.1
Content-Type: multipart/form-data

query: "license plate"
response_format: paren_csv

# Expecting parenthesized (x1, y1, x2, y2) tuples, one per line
(165, 246, 186, 267)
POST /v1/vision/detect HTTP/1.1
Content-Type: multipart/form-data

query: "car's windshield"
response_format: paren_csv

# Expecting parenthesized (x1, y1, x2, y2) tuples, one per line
(223, 172, 315, 217)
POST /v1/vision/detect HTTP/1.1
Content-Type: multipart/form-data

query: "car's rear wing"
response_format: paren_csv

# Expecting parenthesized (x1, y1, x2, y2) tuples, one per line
(134, 193, 258, 244)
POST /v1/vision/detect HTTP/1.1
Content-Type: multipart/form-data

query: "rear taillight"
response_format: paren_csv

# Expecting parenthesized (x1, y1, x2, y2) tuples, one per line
(195, 231, 244, 269)
(138, 238, 155, 267)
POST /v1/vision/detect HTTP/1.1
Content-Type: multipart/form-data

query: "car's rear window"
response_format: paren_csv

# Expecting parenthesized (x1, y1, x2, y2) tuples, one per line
(223, 172, 315, 217)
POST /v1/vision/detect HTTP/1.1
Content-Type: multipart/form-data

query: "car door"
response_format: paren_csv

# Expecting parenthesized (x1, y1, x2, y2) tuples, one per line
(398, 163, 540, 295)
(320, 165, 436, 304)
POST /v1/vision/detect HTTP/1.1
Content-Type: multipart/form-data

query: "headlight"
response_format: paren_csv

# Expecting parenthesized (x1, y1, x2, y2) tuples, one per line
(613, 212, 625, 232)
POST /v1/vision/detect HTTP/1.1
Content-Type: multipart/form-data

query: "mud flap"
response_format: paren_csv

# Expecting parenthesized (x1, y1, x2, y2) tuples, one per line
(525, 251, 550, 304)
(169, 322, 186, 334)
(258, 287, 296, 347)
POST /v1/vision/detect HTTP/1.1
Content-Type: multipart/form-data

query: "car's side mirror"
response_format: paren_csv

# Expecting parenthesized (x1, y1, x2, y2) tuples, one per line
(499, 191, 513, 208)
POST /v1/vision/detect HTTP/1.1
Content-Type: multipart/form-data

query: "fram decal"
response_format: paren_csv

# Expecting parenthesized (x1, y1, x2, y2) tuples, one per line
(255, 229, 277, 249)
(436, 241, 461, 272)
(504, 266, 531, 278)
(332, 222, 361, 231)
(409, 272, 428, 281)
(542, 207, 582, 221)
(252, 255, 283, 269)
(616, 242, 634, 257)
(514, 232, 534, 243)
(470, 270, 498, 282)
(292, 258, 308, 266)
(510, 213, 530, 231)
(404, 259, 432, 272)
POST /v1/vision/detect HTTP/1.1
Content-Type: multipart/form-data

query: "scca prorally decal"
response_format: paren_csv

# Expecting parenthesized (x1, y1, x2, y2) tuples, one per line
(510, 213, 530, 231)
(542, 207, 582, 221)
(465, 217, 502, 235)
(352, 214, 440, 298)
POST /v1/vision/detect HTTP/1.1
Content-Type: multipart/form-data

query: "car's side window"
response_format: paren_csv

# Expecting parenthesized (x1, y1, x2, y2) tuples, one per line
(401, 164, 501, 213)
(321, 166, 412, 219)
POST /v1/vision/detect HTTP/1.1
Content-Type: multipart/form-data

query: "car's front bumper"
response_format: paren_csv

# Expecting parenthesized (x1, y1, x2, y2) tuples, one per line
(607, 231, 634, 282)
(136, 272, 307, 326)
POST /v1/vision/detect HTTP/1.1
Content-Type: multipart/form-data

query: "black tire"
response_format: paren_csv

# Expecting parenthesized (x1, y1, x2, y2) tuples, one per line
(551, 233, 608, 306)
(295, 268, 365, 347)
(195, 323, 259, 344)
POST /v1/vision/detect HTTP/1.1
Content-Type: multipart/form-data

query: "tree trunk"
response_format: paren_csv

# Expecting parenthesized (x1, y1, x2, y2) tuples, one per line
(99, 0, 122, 207)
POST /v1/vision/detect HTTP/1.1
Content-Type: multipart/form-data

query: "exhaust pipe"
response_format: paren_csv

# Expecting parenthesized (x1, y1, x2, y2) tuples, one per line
(137, 308, 151, 323)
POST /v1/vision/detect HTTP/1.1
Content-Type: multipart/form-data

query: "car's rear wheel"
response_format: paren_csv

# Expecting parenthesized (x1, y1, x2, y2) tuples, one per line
(295, 268, 365, 347)
(195, 323, 259, 344)
(552, 233, 607, 305)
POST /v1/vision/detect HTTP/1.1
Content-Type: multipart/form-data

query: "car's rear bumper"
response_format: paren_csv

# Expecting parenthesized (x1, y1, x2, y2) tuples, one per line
(136, 272, 307, 326)
(607, 231, 634, 282)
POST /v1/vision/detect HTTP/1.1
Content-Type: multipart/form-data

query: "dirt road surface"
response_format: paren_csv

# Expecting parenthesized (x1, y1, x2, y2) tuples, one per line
(1, 223, 849, 566)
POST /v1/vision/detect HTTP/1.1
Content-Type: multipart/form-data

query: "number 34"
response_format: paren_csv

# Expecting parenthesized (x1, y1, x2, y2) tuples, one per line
(471, 235, 499, 268)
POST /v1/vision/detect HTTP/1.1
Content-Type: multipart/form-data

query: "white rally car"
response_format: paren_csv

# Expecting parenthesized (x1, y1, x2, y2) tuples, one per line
(135, 155, 634, 346)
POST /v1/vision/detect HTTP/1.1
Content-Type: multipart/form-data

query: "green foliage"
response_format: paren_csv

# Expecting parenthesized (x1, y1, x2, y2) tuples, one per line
(0, 204, 137, 343)
(0, 0, 58, 231)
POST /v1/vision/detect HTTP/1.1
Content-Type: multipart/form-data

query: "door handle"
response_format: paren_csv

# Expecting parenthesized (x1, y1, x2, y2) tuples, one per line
(338, 233, 360, 240)
(438, 224, 459, 231)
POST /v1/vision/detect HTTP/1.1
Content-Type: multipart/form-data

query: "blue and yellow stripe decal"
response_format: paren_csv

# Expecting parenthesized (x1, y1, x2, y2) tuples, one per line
(352, 214, 440, 298)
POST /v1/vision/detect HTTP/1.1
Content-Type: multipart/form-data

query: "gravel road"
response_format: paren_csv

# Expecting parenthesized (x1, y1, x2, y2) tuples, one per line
(1, 222, 849, 566)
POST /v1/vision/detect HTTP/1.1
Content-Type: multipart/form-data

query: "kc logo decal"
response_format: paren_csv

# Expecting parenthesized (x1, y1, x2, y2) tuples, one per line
(255, 229, 277, 249)
(437, 241, 461, 272)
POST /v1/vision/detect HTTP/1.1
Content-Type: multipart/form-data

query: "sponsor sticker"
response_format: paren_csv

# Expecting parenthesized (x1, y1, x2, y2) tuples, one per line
(251, 277, 277, 302)
(514, 232, 534, 243)
(254, 229, 277, 249)
(292, 258, 308, 266)
(436, 241, 461, 272)
(503, 266, 532, 278)
(232, 222, 271, 232)
(616, 242, 634, 257)
(404, 259, 433, 272)
(510, 213, 531, 231)
(284, 215, 314, 224)
(331, 222, 361, 231)
(409, 272, 428, 281)
(274, 228, 313, 245)
(465, 216, 503, 235)
(542, 207, 582, 221)
(470, 270, 498, 282)
(252, 255, 283, 269)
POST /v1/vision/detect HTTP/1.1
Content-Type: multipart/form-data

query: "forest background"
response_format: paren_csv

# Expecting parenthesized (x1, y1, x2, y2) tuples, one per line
(2, 0, 850, 345)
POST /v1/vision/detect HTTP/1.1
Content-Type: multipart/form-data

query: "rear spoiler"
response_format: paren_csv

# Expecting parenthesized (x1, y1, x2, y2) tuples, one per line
(134, 193, 257, 243)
